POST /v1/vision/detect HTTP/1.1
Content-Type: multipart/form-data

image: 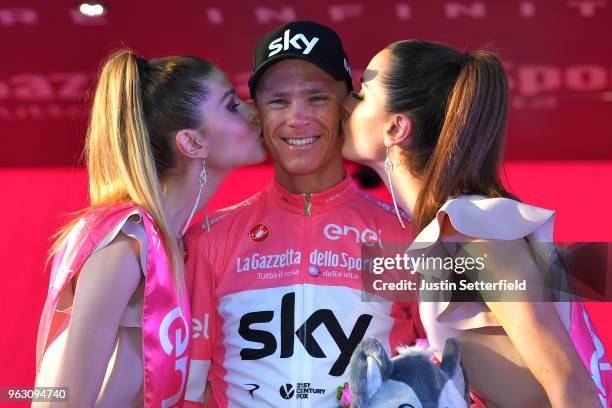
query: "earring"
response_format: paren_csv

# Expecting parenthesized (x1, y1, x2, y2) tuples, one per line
(181, 160, 208, 237)
(385, 147, 406, 230)
(199, 161, 208, 186)
(199, 161, 210, 232)
(384, 147, 394, 174)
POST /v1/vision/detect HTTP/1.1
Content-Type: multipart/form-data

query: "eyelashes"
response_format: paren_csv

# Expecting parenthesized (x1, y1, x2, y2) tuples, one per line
(228, 100, 240, 112)
(351, 91, 364, 101)
(266, 95, 330, 106)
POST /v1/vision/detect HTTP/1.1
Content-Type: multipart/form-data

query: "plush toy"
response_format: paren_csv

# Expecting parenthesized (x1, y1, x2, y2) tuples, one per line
(348, 338, 470, 408)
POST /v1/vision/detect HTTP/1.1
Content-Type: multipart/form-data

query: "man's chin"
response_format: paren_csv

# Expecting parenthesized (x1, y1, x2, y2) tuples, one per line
(278, 162, 323, 176)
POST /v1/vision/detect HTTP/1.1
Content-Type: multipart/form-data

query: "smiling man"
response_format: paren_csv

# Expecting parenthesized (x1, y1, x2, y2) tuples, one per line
(255, 57, 346, 194)
(184, 20, 424, 407)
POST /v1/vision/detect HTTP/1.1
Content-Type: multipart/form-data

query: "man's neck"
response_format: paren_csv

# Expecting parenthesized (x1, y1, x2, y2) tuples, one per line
(274, 160, 346, 195)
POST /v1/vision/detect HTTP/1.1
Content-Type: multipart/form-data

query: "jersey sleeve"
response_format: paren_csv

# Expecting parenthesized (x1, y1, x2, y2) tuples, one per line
(184, 232, 216, 404)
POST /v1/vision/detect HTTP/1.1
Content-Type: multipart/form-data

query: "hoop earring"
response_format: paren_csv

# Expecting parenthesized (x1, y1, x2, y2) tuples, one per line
(181, 160, 208, 237)
(385, 147, 406, 230)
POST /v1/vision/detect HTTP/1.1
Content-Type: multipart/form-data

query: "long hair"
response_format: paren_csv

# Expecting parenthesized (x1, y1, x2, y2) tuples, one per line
(51, 50, 215, 293)
(384, 40, 515, 233)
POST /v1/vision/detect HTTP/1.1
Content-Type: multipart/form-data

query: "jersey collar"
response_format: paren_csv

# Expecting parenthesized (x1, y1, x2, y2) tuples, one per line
(270, 175, 354, 215)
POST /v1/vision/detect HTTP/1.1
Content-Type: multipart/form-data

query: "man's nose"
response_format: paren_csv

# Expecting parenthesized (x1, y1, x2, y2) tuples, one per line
(286, 103, 311, 128)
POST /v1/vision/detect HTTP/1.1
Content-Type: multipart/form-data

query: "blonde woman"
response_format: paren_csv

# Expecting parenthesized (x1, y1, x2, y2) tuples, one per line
(34, 51, 266, 407)
(342, 41, 608, 407)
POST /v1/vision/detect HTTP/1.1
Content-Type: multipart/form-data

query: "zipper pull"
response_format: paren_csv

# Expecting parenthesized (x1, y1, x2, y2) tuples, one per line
(304, 193, 312, 216)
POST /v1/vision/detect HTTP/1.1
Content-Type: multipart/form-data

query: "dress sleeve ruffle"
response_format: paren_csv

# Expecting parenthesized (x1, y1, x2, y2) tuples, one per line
(55, 211, 147, 327)
(411, 195, 558, 331)
(414, 195, 555, 244)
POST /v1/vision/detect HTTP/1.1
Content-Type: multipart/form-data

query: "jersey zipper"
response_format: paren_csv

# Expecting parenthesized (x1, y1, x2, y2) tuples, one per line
(304, 193, 312, 216)
(300, 193, 312, 407)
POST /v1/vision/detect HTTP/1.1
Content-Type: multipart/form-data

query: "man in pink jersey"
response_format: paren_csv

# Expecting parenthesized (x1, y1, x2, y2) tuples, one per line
(184, 20, 424, 407)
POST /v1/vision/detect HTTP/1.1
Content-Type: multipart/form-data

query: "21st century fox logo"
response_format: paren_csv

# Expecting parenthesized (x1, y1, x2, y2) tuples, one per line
(279, 383, 325, 400)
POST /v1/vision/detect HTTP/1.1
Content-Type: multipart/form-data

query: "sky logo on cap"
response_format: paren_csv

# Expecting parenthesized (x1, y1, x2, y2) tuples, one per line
(268, 29, 320, 57)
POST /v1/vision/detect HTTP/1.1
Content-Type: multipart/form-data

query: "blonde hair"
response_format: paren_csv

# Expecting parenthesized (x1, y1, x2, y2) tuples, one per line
(51, 50, 216, 295)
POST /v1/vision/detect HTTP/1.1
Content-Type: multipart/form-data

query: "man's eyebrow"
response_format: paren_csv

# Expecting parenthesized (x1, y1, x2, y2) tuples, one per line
(261, 90, 289, 97)
(219, 89, 236, 105)
(261, 87, 332, 97)
(302, 86, 332, 94)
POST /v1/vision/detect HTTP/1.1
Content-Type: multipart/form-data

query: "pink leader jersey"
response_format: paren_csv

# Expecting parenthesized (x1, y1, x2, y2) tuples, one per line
(36, 204, 191, 408)
(183, 177, 425, 407)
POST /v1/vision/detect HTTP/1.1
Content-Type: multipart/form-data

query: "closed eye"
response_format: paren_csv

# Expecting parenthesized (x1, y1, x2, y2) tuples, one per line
(227, 99, 240, 112)
(309, 95, 329, 103)
(268, 98, 288, 106)
(351, 90, 364, 101)
(398, 405, 415, 408)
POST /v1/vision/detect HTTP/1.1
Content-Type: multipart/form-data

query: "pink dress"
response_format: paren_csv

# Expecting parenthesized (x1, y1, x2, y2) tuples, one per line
(36, 204, 191, 407)
(411, 195, 611, 407)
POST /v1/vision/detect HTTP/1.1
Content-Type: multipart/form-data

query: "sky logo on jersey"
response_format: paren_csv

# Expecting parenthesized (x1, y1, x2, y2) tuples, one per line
(249, 223, 271, 243)
(239, 292, 373, 376)
(268, 29, 320, 57)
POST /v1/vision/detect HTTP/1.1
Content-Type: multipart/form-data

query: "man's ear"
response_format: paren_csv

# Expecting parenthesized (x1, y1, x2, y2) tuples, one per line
(175, 129, 209, 159)
(246, 98, 255, 107)
(383, 113, 413, 148)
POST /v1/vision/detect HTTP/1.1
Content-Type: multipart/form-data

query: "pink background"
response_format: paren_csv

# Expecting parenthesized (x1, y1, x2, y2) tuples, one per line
(1, 0, 611, 403)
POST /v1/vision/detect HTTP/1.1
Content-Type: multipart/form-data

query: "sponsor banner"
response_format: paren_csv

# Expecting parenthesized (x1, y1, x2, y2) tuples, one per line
(1, 0, 612, 164)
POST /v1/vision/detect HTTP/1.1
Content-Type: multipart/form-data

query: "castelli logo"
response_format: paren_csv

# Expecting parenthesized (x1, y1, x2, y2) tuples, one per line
(249, 223, 271, 243)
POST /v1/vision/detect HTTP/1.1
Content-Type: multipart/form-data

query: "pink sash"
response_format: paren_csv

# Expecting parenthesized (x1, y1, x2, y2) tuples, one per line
(36, 204, 191, 407)
(570, 301, 611, 407)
